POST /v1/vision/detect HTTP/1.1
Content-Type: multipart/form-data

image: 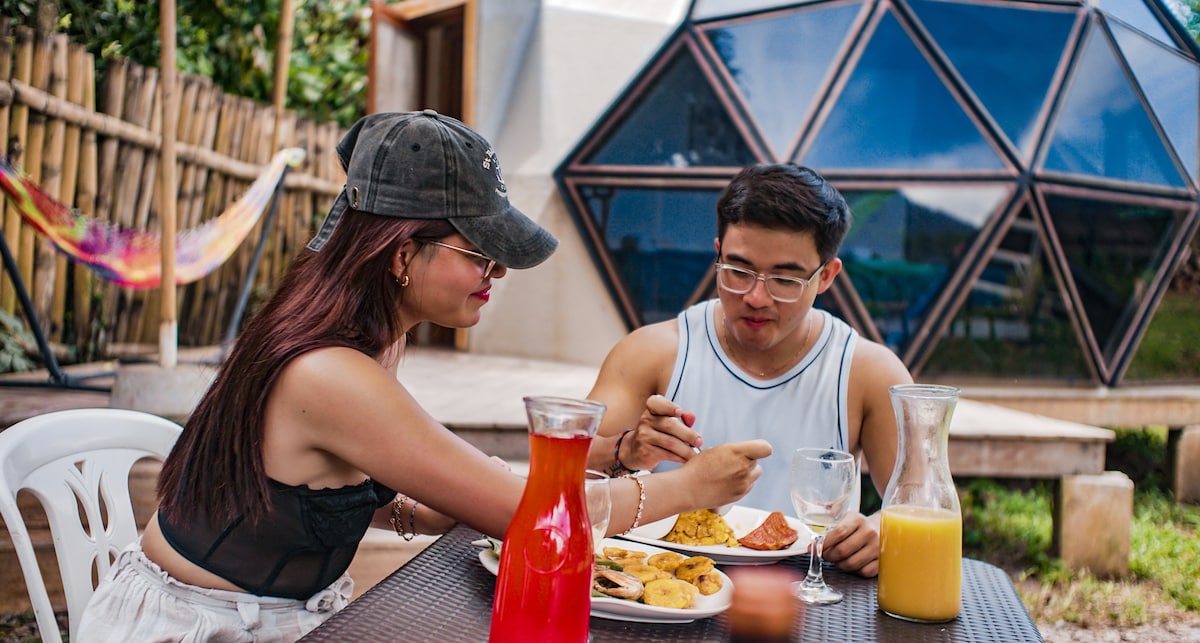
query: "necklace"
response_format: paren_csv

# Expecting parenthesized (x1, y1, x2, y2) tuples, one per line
(721, 310, 814, 378)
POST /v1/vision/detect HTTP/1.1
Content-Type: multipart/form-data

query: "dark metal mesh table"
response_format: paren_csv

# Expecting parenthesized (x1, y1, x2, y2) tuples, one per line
(301, 524, 1044, 642)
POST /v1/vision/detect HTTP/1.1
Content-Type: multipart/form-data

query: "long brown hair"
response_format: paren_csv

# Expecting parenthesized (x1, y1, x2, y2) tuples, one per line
(158, 211, 456, 525)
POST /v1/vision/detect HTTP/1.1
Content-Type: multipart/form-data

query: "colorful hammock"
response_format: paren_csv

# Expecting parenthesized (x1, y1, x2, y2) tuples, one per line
(0, 147, 305, 288)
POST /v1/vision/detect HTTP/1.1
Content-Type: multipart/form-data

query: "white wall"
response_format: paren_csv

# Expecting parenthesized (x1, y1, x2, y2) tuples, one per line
(468, 0, 689, 365)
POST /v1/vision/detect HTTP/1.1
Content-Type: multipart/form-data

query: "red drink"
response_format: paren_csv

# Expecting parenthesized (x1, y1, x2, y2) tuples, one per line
(490, 432, 594, 642)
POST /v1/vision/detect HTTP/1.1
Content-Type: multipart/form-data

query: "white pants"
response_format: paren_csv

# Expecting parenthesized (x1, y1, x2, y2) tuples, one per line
(77, 541, 353, 642)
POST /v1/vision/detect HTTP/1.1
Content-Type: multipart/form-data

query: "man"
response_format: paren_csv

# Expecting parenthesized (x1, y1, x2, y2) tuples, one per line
(586, 163, 912, 577)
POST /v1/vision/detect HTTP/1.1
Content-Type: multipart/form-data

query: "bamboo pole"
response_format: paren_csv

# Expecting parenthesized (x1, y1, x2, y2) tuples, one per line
(43, 33, 68, 343)
(159, 0, 179, 368)
(9, 29, 34, 318)
(0, 19, 15, 313)
(94, 57, 127, 355)
(111, 63, 152, 344)
(273, 0, 294, 154)
(23, 30, 49, 336)
(74, 44, 97, 358)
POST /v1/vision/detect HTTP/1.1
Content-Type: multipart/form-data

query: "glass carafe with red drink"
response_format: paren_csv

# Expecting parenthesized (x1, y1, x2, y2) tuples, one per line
(489, 396, 606, 643)
(877, 384, 962, 623)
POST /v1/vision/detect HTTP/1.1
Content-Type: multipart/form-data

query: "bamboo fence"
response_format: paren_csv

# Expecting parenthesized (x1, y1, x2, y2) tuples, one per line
(0, 20, 345, 362)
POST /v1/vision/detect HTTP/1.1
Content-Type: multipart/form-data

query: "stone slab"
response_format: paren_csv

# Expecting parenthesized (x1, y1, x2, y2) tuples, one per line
(1055, 471, 1133, 577)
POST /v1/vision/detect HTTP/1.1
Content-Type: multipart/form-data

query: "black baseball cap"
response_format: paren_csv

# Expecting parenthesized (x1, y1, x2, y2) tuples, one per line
(307, 110, 557, 269)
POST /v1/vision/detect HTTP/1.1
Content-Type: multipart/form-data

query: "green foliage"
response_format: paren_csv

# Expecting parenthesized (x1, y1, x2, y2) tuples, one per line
(0, 0, 370, 127)
(0, 309, 37, 373)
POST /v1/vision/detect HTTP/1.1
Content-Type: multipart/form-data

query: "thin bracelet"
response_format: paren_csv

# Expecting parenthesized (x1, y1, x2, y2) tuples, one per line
(620, 475, 646, 535)
(408, 497, 419, 539)
(609, 429, 635, 477)
(390, 495, 416, 541)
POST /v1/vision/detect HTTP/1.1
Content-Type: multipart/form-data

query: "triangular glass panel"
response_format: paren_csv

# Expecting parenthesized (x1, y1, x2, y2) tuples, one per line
(1042, 191, 1187, 371)
(920, 204, 1094, 382)
(582, 45, 757, 168)
(1110, 19, 1200, 183)
(907, 0, 1076, 158)
(701, 2, 862, 159)
(1098, 0, 1184, 52)
(573, 183, 724, 325)
(838, 185, 1009, 355)
(1124, 287, 1200, 382)
(1043, 23, 1187, 188)
(692, 0, 822, 21)
(803, 10, 1005, 170)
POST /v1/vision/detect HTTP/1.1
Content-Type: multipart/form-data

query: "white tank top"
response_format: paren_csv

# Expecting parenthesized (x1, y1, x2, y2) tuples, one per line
(660, 300, 858, 512)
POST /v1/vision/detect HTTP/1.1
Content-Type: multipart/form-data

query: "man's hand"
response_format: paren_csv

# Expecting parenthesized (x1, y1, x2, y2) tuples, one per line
(619, 395, 701, 470)
(818, 512, 880, 577)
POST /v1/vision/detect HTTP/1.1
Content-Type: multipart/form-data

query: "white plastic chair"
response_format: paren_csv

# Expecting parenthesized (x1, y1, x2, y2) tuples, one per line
(0, 408, 182, 643)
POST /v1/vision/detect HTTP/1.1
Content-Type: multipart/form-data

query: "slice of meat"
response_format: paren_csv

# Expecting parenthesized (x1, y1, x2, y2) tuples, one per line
(738, 511, 799, 551)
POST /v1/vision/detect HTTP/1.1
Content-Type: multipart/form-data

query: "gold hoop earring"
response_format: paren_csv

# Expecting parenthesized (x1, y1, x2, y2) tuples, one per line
(399, 274, 410, 287)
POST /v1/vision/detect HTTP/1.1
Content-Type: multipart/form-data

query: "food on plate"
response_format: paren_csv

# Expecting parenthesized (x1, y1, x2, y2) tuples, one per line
(601, 546, 648, 567)
(623, 563, 672, 584)
(737, 510, 800, 551)
(674, 555, 716, 583)
(642, 578, 700, 609)
(646, 551, 686, 572)
(592, 567, 644, 600)
(589, 551, 724, 610)
(694, 571, 724, 596)
(663, 509, 738, 547)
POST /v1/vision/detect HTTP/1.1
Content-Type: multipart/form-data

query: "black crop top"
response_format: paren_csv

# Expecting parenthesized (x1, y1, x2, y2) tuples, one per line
(158, 478, 397, 599)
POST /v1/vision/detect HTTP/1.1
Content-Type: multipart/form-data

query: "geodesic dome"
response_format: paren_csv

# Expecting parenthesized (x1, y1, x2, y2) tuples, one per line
(555, 0, 1200, 386)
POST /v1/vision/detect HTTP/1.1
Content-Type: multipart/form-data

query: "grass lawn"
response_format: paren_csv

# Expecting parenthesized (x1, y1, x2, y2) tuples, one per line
(961, 428, 1200, 628)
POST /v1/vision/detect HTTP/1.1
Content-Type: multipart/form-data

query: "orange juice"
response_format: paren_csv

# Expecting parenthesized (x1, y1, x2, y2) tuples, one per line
(878, 504, 962, 622)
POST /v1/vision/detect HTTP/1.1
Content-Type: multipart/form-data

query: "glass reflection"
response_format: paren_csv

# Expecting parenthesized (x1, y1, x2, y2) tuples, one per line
(578, 185, 722, 324)
(1042, 193, 1183, 363)
(839, 186, 1007, 353)
(1124, 289, 1200, 381)
(922, 207, 1093, 381)
(1110, 20, 1200, 182)
(584, 48, 756, 168)
(1043, 23, 1185, 187)
(907, 0, 1075, 158)
(703, 2, 862, 158)
(1099, 0, 1181, 50)
(804, 10, 1003, 170)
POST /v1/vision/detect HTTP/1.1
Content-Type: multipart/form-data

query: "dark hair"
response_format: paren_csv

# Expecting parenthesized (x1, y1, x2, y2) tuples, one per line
(716, 163, 852, 261)
(158, 210, 456, 525)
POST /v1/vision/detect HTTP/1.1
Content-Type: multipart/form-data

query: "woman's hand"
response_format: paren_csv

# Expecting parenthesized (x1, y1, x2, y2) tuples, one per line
(676, 439, 772, 509)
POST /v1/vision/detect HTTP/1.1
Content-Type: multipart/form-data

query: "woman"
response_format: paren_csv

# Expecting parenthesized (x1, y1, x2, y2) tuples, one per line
(79, 111, 770, 641)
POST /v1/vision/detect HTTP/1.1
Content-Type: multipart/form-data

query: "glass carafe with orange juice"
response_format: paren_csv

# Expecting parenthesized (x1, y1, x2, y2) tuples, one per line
(489, 396, 605, 643)
(877, 384, 962, 623)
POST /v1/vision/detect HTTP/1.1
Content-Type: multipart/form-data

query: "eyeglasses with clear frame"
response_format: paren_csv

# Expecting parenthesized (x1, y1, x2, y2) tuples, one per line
(714, 261, 827, 303)
(427, 240, 499, 279)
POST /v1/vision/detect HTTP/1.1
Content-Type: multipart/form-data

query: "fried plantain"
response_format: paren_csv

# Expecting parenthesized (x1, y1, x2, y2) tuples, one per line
(674, 555, 716, 583)
(642, 578, 697, 609)
(646, 551, 686, 572)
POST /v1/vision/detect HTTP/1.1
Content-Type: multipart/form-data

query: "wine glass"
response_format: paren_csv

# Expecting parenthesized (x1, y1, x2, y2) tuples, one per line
(790, 447, 857, 605)
(584, 469, 611, 554)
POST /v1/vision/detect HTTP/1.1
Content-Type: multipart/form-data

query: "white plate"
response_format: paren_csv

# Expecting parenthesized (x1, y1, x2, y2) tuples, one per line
(476, 537, 732, 623)
(620, 505, 813, 565)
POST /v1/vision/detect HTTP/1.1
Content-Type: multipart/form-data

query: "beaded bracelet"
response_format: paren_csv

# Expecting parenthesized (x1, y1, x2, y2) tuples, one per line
(620, 475, 646, 535)
(390, 495, 417, 542)
(607, 428, 636, 478)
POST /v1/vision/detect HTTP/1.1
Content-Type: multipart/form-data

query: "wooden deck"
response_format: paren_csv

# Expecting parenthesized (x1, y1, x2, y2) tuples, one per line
(0, 347, 1123, 480)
